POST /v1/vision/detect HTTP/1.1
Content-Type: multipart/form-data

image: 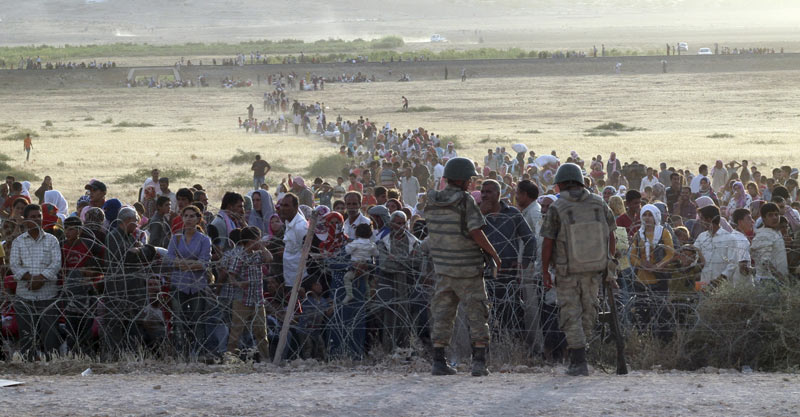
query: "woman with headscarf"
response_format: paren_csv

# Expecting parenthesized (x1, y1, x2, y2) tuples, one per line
(246, 189, 275, 235)
(651, 183, 666, 204)
(43, 190, 69, 221)
(102, 198, 123, 230)
(142, 185, 158, 219)
(726, 181, 752, 219)
(41, 203, 65, 240)
(630, 204, 675, 293)
(690, 196, 733, 241)
(264, 213, 286, 284)
(20, 181, 31, 199)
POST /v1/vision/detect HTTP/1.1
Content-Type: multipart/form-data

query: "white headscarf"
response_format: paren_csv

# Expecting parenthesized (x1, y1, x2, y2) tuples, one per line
(639, 204, 664, 261)
(20, 181, 31, 198)
(44, 190, 69, 221)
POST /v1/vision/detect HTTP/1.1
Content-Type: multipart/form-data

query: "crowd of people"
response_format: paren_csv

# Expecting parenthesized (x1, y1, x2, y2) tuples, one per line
(1, 58, 118, 70)
(3, 99, 800, 366)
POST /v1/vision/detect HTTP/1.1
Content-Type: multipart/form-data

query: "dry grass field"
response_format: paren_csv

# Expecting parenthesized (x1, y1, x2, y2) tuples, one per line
(0, 68, 798, 205)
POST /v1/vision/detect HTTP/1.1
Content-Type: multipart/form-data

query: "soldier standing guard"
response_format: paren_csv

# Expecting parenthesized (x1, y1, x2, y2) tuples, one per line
(424, 157, 501, 377)
(540, 163, 617, 376)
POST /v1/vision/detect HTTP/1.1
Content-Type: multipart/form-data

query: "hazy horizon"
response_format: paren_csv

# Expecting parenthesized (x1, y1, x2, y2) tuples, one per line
(1, 0, 799, 47)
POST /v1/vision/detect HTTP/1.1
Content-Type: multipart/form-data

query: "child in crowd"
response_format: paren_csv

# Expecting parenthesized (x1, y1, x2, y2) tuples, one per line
(342, 223, 377, 304)
(226, 226, 272, 362)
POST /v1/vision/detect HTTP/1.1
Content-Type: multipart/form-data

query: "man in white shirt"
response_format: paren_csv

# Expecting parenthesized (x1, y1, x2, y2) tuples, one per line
(432, 158, 445, 191)
(694, 205, 738, 286)
(639, 167, 661, 193)
(10, 203, 62, 360)
(751, 203, 789, 282)
(729, 208, 755, 287)
(279, 193, 308, 288)
(400, 167, 420, 208)
(516, 180, 542, 236)
(690, 164, 709, 194)
(343, 191, 372, 239)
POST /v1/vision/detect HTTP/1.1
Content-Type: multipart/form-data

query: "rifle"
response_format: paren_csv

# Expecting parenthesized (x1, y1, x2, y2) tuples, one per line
(604, 277, 628, 375)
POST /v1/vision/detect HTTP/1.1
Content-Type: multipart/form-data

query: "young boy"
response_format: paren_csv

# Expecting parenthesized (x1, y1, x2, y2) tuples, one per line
(61, 217, 102, 354)
(316, 182, 334, 208)
(225, 226, 273, 362)
(342, 223, 377, 304)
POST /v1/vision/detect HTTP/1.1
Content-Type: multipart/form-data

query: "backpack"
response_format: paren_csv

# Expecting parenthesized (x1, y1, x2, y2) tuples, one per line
(552, 194, 610, 273)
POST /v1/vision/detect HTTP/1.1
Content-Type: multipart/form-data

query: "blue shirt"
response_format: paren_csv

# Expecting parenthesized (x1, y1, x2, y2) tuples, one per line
(166, 231, 212, 294)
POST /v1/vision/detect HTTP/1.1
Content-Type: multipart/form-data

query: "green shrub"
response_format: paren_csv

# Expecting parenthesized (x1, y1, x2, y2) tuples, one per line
(0, 153, 40, 181)
(229, 149, 259, 164)
(44, 120, 54, 127)
(114, 121, 154, 128)
(707, 133, 734, 139)
(398, 106, 436, 113)
(102, 117, 113, 124)
(306, 154, 350, 178)
(592, 122, 644, 132)
(1, 129, 39, 141)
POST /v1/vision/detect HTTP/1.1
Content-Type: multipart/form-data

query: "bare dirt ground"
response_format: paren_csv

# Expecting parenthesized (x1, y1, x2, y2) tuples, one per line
(2, 367, 799, 416)
(1, 67, 799, 206)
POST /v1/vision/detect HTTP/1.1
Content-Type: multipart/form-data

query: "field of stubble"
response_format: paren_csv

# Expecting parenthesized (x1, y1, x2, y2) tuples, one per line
(0, 69, 798, 206)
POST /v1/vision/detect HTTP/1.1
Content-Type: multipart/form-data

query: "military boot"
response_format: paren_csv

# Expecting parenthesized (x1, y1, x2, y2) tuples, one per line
(566, 348, 589, 376)
(431, 347, 457, 376)
(470, 346, 489, 377)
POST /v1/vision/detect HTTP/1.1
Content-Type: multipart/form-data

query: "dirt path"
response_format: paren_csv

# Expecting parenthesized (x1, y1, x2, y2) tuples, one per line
(1, 368, 798, 416)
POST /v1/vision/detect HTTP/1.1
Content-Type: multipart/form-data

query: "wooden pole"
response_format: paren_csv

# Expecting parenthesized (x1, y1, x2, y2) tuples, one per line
(273, 213, 317, 365)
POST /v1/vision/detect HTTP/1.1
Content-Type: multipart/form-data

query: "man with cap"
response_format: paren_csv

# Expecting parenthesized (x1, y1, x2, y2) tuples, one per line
(424, 156, 500, 377)
(85, 179, 107, 208)
(540, 163, 617, 376)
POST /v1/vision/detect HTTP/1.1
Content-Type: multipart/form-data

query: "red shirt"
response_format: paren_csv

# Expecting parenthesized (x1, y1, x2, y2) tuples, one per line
(62, 239, 92, 269)
(616, 212, 640, 238)
(348, 182, 363, 193)
(171, 215, 183, 234)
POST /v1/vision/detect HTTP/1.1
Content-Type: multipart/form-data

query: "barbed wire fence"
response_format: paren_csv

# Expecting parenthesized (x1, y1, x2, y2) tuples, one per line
(2, 219, 800, 372)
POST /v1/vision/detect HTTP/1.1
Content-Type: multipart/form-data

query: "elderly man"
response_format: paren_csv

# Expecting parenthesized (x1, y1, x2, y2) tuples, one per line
(280, 193, 308, 288)
(376, 211, 421, 350)
(103, 206, 154, 357)
(10, 204, 62, 361)
(480, 179, 536, 335)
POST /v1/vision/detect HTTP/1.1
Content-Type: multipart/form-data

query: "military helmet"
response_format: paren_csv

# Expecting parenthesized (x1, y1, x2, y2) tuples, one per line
(554, 163, 585, 186)
(443, 157, 478, 181)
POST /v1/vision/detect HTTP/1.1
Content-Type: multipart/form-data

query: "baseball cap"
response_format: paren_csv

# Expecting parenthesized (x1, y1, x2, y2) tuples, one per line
(85, 179, 107, 193)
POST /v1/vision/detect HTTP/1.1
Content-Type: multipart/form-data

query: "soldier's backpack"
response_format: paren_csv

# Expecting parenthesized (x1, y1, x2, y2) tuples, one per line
(552, 194, 610, 273)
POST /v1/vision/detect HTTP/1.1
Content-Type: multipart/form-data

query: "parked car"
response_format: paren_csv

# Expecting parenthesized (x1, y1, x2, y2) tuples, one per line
(430, 34, 447, 43)
(698, 47, 713, 55)
(678, 42, 689, 51)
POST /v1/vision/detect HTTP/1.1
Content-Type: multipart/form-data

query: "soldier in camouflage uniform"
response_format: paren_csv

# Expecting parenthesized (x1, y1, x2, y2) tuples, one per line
(424, 157, 501, 377)
(540, 163, 617, 376)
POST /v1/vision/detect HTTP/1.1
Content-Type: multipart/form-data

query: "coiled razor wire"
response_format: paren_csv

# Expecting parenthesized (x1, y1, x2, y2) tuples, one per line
(0, 218, 795, 368)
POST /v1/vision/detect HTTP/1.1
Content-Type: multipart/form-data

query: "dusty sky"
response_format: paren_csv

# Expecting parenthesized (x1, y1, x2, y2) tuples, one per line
(0, 0, 798, 46)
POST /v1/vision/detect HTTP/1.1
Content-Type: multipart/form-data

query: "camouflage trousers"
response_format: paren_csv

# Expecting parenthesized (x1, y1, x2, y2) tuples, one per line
(555, 271, 602, 349)
(431, 274, 490, 347)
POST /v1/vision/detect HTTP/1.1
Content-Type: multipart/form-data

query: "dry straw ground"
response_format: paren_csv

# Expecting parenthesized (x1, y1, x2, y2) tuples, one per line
(0, 69, 798, 205)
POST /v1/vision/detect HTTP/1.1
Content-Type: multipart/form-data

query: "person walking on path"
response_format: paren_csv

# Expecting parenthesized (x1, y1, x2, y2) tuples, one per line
(24, 133, 32, 161)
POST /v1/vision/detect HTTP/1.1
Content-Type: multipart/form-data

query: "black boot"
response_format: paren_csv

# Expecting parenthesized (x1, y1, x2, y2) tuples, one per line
(471, 346, 489, 377)
(566, 348, 589, 376)
(431, 347, 457, 376)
